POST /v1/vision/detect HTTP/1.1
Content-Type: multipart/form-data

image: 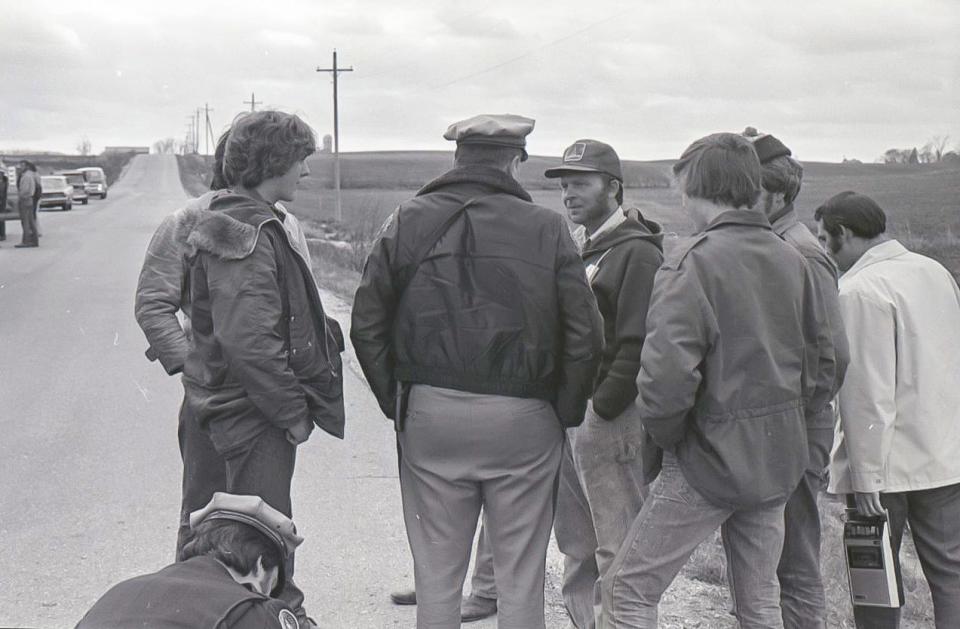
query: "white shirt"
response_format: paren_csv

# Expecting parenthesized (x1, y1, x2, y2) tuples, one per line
(828, 240, 960, 494)
(572, 207, 625, 251)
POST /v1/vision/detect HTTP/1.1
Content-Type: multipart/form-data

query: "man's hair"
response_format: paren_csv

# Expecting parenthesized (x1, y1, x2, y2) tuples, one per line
(222, 111, 316, 189)
(183, 519, 283, 576)
(454, 144, 524, 171)
(607, 175, 624, 206)
(813, 191, 886, 239)
(760, 154, 803, 204)
(672, 133, 761, 209)
(210, 130, 233, 191)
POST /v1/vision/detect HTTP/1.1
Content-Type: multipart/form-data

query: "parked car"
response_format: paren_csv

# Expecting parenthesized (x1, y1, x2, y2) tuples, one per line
(60, 171, 89, 204)
(77, 166, 108, 199)
(39, 175, 74, 211)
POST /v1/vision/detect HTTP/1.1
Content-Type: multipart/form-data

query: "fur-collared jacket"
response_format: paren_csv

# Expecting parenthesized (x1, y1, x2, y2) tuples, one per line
(179, 192, 344, 455)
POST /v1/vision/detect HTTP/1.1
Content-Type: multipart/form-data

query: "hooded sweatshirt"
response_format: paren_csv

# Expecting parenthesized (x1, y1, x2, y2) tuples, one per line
(580, 208, 664, 419)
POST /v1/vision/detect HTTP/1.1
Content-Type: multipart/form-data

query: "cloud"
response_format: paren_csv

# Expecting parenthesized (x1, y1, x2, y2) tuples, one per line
(0, 0, 956, 162)
(258, 30, 317, 49)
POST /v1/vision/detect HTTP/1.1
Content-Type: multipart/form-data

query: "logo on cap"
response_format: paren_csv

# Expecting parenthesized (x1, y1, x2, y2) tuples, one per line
(564, 143, 586, 162)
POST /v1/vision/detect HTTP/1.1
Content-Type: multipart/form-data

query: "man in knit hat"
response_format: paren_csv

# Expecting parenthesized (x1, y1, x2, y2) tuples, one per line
(352, 114, 603, 629)
(743, 127, 849, 629)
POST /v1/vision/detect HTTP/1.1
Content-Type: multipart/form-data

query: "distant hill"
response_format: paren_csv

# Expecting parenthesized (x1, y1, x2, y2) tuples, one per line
(305, 150, 672, 190)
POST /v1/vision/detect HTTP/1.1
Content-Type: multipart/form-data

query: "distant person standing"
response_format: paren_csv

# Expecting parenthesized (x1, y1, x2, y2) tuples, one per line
(351, 114, 603, 629)
(744, 128, 849, 629)
(0, 159, 8, 242)
(817, 192, 960, 629)
(544, 139, 663, 628)
(603, 133, 836, 628)
(15, 160, 40, 248)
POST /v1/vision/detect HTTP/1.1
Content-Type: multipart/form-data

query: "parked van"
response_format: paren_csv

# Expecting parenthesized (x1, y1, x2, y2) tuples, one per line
(77, 167, 108, 199)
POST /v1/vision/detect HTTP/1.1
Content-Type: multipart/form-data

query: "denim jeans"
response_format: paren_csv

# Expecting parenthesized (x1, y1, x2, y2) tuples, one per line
(223, 425, 305, 619)
(554, 401, 648, 629)
(776, 422, 833, 629)
(399, 385, 563, 629)
(603, 453, 786, 629)
(175, 393, 227, 561)
(849, 483, 960, 629)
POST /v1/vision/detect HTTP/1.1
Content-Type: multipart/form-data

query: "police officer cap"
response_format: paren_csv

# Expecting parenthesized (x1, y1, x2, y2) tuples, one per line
(190, 493, 304, 557)
(444, 114, 535, 160)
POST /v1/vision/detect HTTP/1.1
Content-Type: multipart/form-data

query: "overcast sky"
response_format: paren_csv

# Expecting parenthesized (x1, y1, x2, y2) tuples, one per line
(1, 0, 957, 161)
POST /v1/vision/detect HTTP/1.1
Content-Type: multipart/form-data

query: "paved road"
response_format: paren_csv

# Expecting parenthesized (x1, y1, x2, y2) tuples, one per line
(0, 155, 578, 628)
(0, 155, 417, 628)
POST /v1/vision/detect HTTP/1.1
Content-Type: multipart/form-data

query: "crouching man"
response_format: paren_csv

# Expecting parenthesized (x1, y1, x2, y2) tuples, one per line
(76, 493, 304, 629)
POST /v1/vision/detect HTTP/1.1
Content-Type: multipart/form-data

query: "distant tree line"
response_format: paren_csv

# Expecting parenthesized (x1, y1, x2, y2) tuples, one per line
(879, 135, 958, 164)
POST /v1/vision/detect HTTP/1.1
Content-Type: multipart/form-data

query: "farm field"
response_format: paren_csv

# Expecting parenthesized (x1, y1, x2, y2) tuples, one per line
(283, 153, 959, 281)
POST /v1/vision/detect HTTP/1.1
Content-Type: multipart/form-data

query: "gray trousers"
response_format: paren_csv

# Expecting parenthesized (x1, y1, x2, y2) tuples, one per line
(399, 385, 563, 629)
(468, 517, 497, 599)
(554, 401, 648, 628)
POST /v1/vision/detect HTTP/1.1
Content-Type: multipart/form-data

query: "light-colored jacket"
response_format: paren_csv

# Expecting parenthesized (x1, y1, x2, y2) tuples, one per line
(829, 240, 960, 494)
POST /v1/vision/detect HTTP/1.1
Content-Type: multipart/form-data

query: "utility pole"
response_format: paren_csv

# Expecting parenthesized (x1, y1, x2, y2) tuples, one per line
(316, 49, 353, 222)
(203, 103, 215, 155)
(195, 108, 203, 154)
(185, 115, 196, 154)
(243, 92, 262, 112)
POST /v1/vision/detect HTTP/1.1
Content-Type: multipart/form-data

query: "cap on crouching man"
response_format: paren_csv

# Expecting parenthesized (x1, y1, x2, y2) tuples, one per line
(443, 113, 535, 160)
(190, 492, 304, 557)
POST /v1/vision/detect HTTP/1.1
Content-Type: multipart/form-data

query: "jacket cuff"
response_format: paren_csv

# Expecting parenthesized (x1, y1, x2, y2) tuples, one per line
(591, 375, 638, 420)
(157, 352, 186, 377)
(850, 469, 885, 493)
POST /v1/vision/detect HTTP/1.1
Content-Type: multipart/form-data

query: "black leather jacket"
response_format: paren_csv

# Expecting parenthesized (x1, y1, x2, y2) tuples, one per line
(351, 165, 603, 427)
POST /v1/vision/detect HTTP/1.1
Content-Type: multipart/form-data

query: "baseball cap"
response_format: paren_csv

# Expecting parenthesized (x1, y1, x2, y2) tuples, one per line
(544, 139, 623, 181)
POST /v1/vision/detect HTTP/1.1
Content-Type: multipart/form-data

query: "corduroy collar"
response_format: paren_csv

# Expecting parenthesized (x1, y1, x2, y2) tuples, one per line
(416, 165, 533, 202)
(703, 209, 772, 233)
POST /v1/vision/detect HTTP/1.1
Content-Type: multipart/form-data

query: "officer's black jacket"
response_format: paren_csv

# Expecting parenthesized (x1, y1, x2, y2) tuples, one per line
(350, 164, 603, 427)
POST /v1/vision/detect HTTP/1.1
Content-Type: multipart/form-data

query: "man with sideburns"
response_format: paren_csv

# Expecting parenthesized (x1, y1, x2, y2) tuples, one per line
(545, 139, 663, 628)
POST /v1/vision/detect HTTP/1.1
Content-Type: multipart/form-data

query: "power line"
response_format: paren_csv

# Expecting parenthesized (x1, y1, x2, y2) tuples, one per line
(428, 9, 632, 90)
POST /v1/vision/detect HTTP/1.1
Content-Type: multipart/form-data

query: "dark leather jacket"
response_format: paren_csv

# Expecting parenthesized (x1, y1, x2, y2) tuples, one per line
(351, 165, 603, 427)
(75, 556, 294, 629)
(181, 193, 344, 455)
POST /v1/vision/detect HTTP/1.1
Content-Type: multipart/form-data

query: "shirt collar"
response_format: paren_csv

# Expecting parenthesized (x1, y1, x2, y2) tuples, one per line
(588, 206, 626, 242)
(842, 239, 908, 279)
(572, 207, 625, 251)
